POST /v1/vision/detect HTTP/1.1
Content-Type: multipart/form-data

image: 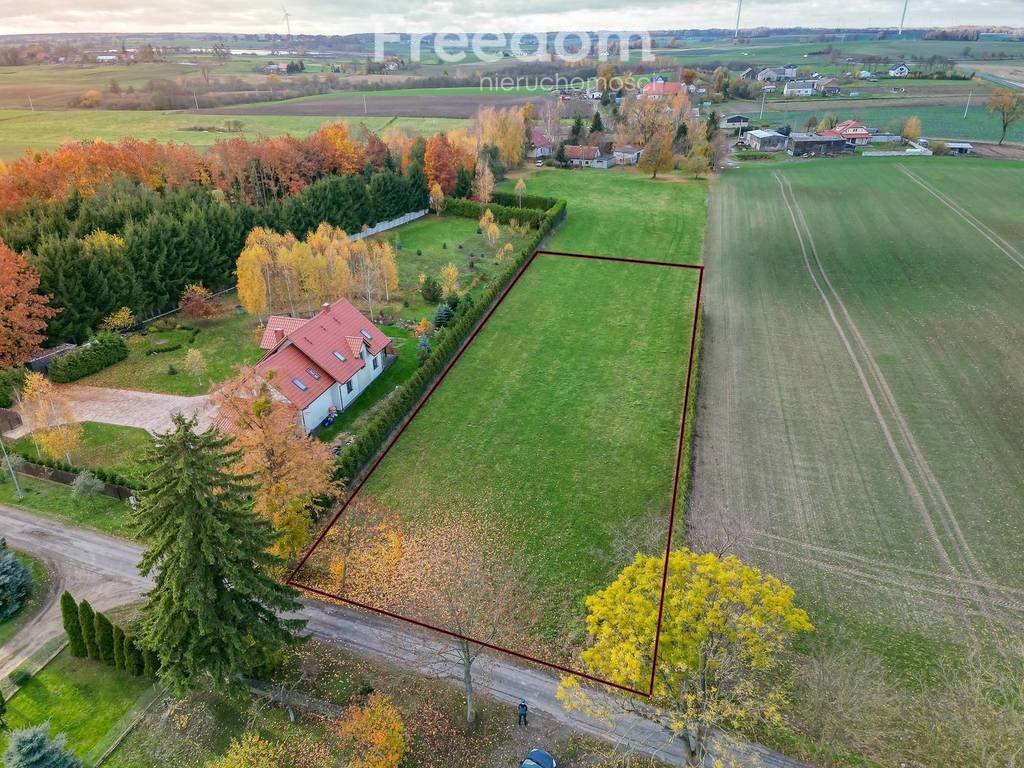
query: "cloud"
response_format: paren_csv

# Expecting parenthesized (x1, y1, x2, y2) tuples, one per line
(1, 0, 1021, 34)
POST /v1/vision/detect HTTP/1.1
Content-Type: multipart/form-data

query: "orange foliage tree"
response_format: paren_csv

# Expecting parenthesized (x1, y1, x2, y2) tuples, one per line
(424, 134, 459, 194)
(0, 241, 58, 368)
(335, 692, 408, 768)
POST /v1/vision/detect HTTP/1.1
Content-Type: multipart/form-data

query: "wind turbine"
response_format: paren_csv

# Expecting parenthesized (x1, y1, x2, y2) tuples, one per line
(898, 0, 909, 35)
(734, 0, 743, 39)
(282, 6, 292, 37)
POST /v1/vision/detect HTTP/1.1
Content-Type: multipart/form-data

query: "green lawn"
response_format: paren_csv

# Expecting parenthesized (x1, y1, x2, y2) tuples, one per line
(0, 552, 49, 648)
(80, 311, 263, 396)
(11, 422, 153, 487)
(0, 649, 153, 760)
(0, 474, 131, 536)
(299, 253, 701, 650)
(501, 167, 708, 262)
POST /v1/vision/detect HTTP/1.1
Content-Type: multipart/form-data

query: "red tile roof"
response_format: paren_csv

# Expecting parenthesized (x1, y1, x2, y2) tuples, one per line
(531, 128, 552, 149)
(642, 81, 684, 97)
(564, 144, 599, 160)
(254, 299, 391, 411)
(259, 315, 309, 350)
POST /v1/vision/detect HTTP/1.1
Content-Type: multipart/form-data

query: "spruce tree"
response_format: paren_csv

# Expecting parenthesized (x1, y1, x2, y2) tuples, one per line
(94, 612, 115, 664)
(77, 599, 98, 659)
(454, 166, 474, 198)
(135, 413, 304, 692)
(112, 625, 125, 670)
(60, 591, 86, 657)
(3, 725, 83, 768)
(0, 539, 30, 621)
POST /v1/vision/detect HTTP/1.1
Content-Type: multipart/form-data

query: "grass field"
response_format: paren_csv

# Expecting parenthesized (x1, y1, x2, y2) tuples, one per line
(692, 157, 1024, 674)
(0, 649, 153, 760)
(11, 422, 153, 486)
(0, 474, 130, 536)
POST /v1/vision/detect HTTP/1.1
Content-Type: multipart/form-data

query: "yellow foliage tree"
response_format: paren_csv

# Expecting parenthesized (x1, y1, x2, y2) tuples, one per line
(439, 262, 460, 296)
(205, 732, 284, 768)
(183, 348, 207, 386)
(473, 161, 495, 203)
(335, 692, 408, 768)
(902, 115, 923, 142)
(638, 129, 676, 179)
(101, 306, 135, 331)
(429, 182, 446, 216)
(558, 549, 812, 767)
(20, 372, 81, 464)
(514, 178, 527, 207)
(305, 222, 354, 306)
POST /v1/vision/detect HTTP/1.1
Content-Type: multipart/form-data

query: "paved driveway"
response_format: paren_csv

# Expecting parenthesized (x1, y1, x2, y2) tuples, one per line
(4, 385, 215, 438)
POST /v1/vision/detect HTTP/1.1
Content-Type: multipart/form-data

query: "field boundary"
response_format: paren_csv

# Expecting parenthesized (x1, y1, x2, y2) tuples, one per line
(289, 249, 705, 697)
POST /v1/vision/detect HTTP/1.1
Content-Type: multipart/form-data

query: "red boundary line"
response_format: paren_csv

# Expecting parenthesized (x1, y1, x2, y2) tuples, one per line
(288, 249, 705, 698)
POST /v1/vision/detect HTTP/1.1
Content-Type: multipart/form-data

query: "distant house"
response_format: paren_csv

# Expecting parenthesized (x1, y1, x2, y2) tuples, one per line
(947, 142, 974, 155)
(529, 128, 552, 159)
(739, 67, 756, 81)
(756, 67, 787, 82)
(783, 80, 818, 97)
(761, 83, 778, 93)
(783, 64, 799, 78)
(743, 129, 788, 152)
(613, 145, 643, 165)
(95, 54, 119, 64)
(255, 299, 393, 433)
(721, 114, 751, 132)
(564, 144, 599, 167)
(814, 77, 841, 96)
(888, 62, 910, 78)
(787, 132, 847, 156)
(641, 79, 686, 99)
(824, 119, 872, 146)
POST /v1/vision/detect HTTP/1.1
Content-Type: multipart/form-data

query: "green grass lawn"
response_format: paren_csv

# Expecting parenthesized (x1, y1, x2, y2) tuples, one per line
(0, 552, 49, 648)
(0, 649, 153, 760)
(11, 422, 153, 487)
(0, 474, 131, 536)
(500, 167, 708, 262)
(80, 311, 263, 396)
(299, 253, 701, 651)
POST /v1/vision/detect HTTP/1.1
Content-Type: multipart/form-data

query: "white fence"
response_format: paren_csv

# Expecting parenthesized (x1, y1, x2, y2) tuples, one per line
(862, 141, 932, 158)
(348, 209, 429, 241)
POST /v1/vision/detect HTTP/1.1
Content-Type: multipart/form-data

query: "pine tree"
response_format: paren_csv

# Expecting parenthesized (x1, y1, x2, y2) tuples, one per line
(591, 110, 604, 133)
(112, 625, 125, 670)
(0, 539, 30, 621)
(77, 599, 98, 659)
(60, 591, 86, 657)
(135, 413, 305, 692)
(94, 612, 115, 664)
(3, 724, 83, 768)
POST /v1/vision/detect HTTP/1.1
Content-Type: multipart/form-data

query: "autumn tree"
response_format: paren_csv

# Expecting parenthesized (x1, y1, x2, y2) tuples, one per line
(304, 222, 355, 308)
(323, 499, 404, 604)
(902, 115, 923, 142)
(178, 283, 221, 320)
(439, 262, 460, 297)
(135, 413, 305, 692)
(429, 182, 446, 216)
(206, 732, 284, 768)
(20, 372, 81, 464)
(335, 692, 408, 768)
(638, 130, 676, 179)
(236, 227, 299, 318)
(424, 133, 459, 194)
(558, 549, 812, 767)
(215, 368, 337, 558)
(986, 88, 1024, 145)
(514, 178, 527, 207)
(183, 349, 207, 386)
(0, 241, 57, 368)
(473, 161, 495, 203)
(101, 307, 134, 332)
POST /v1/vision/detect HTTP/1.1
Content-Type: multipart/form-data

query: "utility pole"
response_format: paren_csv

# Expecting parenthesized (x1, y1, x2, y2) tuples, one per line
(963, 90, 972, 119)
(759, 90, 766, 120)
(734, 0, 743, 39)
(0, 434, 24, 501)
(898, 0, 910, 35)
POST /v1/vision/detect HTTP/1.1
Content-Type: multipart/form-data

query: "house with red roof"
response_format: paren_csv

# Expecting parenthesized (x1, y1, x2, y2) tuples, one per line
(255, 299, 393, 433)
(641, 80, 685, 99)
(823, 119, 872, 146)
(563, 144, 615, 168)
(528, 128, 553, 159)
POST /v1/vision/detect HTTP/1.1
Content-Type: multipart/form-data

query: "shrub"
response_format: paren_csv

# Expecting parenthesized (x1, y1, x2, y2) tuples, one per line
(444, 197, 547, 227)
(167, 364, 179, 375)
(3, 724, 84, 768)
(7, 668, 31, 687)
(0, 540, 31, 621)
(144, 342, 182, 356)
(72, 471, 104, 497)
(0, 367, 26, 408)
(421, 276, 442, 304)
(48, 333, 128, 383)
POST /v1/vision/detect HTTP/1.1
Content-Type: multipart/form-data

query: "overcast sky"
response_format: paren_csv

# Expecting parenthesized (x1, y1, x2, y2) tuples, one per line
(4, 0, 1022, 36)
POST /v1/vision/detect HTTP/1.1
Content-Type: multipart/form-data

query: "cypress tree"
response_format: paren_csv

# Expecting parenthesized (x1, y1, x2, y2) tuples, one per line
(135, 413, 304, 692)
(60, 591, 86, 658)
(124, 637, 144, 676)
(94, 612, 115, 664)
(77, 599, 98, 659)
(112, 625, 125, 670)
(2, 724, 83, 768)
(142, 648, 158, 680)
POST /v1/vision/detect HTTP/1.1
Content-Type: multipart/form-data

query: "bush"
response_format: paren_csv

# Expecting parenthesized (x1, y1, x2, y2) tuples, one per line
(72, 470, 104, 497)
(3, 724, 83, 768)
(490, 191, 558, 210)
(0, 539, 31, 621)
(167, 364, 179, 376)
(144, 342, 182, 356)
(0, 367, 26, 408)
(444, 197, 547, 228)
(421, 276, 442, 304)
(7, 668, 31, 688)
(48, 333, 128, 383)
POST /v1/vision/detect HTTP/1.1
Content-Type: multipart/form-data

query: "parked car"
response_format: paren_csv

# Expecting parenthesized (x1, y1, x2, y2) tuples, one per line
(535, 159, 544, 166)
(520, 749, 557, 768)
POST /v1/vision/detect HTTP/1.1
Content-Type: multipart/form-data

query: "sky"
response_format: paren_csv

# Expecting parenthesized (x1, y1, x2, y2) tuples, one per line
(2, 0, 1022, 36)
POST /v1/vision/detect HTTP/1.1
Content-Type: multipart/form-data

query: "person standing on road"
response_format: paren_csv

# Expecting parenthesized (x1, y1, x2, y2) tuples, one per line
(518, 699, 529, 726)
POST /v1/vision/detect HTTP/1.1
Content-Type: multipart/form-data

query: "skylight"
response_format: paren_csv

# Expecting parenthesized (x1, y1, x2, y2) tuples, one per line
(332, 351, 347, 363)
(360, 329, 373, 340)
(292, 378, 308, 391)
(305, 368, 321, 380)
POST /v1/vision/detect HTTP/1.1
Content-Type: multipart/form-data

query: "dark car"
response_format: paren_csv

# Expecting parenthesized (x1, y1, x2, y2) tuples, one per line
(520, 749, 557, 768)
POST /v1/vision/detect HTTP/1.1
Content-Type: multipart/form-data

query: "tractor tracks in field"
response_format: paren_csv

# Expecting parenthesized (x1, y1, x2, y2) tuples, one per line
(896, 164, 1024, 273)
(773, 172, 1016, 637)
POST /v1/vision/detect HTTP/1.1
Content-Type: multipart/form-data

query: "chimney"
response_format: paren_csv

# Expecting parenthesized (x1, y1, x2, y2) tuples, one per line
(322, 302, 331, 312)
(274, 329, 285, 342)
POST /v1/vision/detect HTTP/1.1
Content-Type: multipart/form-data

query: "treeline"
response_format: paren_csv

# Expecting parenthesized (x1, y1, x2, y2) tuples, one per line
(60, 591, 159, 678)
(0, 163, 429, 344)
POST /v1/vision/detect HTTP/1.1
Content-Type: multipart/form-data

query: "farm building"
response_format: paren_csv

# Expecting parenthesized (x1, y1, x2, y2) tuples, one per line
(613, 145, 643, 165)
(744, 129, 788, 152)
(787, 132, 847, 155)
(946, 142, 974, 155)
(641, 79, 686, 99)
(255, 299, 393, 433)
(756, 67, 788, 82)
(814, 77, 841, 95)
(783, 80, 818, 97)
(721, 114, 751, 132)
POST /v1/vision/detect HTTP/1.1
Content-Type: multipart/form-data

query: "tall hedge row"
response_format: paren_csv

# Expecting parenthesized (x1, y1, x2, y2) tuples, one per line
(489, 191, 558, 211)
(48, 333, 128, 383)
(335, 197, 566, 483)
(443, 197, 547, 228)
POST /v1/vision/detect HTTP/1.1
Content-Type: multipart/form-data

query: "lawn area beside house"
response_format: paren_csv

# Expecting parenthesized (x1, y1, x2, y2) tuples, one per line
(0, 648, 154, 761)
(80, 311, 263, 396)
(0, 474, 131, 536)
(10, 422, 153, 488)
(0, 552, 49, 648)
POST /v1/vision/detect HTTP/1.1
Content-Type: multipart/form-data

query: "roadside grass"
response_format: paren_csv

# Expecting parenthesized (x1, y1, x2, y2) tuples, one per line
(0, 648, 152, 760)
(0, 552, 49, 648)
(500, 167, 708, 262)
(0, 474, 131, 537)
(80, 311, 263, 396)
(315, 326, 418, 443)
(299, 253, 701, 652)
(10, 422, 153, 487)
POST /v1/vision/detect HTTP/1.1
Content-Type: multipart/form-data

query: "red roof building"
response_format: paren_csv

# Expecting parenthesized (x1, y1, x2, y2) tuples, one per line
(823, 119, 872, 145)
(641, 80, 685, 98)
(254, 299, 393, 432)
